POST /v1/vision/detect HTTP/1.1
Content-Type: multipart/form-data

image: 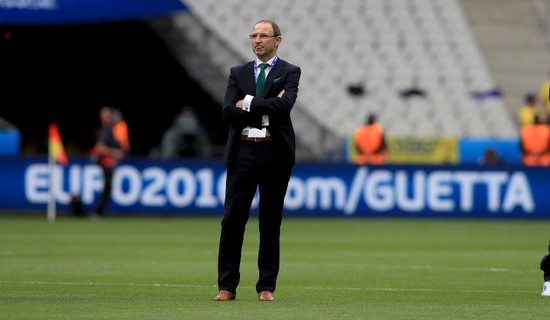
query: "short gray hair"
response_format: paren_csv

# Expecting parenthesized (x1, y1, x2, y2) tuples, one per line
(254, 19, 281, 36)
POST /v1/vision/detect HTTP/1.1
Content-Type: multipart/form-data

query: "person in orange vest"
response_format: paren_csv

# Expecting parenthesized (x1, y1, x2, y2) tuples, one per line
(353, 113, 387, 165)
(520, 114, 550, 166)
(90, 106, 131, 217)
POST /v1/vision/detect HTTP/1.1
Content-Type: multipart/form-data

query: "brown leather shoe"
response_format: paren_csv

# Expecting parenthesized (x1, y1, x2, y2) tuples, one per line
(258, 291, 275, 301)
(212, 290, 236, 301)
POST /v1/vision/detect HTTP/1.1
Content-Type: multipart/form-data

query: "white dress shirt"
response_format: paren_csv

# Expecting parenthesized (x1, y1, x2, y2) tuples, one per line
(241, 56, 277, 137)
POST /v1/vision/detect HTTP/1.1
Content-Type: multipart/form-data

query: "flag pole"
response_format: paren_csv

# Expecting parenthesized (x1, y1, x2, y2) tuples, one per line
(47, 149, 56, 222)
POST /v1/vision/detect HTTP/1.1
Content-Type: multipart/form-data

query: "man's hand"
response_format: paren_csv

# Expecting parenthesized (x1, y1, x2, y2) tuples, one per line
(235, 91, 283, 108)
(95, 143, 125, 160)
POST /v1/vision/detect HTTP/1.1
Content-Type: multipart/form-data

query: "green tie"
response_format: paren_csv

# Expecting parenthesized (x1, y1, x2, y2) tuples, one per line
(255, 63, 268, 97)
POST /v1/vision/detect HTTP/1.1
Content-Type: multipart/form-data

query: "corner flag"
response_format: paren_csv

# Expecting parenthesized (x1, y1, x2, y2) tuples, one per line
(48, 123, 68, 166)
(47, 123, 68, 222)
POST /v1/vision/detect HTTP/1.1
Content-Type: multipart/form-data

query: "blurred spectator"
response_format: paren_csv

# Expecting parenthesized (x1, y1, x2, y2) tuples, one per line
(90, 106, 130, 217)
(353, 113, 387, 165)
(539, 68, 550, 121)
(520, 114, 550, 166)
(158, 106, 211, 159)
(477, 147, 505, 166)
(518, 93, 538, 128)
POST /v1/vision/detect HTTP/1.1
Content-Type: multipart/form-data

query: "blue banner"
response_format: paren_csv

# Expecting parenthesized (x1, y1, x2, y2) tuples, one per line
(1, 156, 547, 219)
(0, 0, 188, 25)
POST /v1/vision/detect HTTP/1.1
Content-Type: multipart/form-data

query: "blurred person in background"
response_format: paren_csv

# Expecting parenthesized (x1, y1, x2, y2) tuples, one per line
(90, 106, 130, 217)
(157, 106, 211, 159)
(518, 93, 538, 128)
(353, 113, 387, 165)
(539, 68, 550, 122)
(520, 114, 550, 166)
(540, 240, 550, 296)
(212, 19, 300, 302)
(477, 147, 505, 166)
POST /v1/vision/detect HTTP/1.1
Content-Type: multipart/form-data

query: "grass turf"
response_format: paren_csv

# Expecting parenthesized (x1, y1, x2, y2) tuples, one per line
(1, 215, 550, 319)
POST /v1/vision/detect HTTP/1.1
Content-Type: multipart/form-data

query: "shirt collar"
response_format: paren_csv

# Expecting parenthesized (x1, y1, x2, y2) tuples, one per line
(254, 56, 277, 69)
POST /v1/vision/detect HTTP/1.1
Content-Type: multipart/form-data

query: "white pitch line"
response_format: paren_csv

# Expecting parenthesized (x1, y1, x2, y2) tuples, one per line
(0, 280, 212, 288)
(0, 280, 537, 295)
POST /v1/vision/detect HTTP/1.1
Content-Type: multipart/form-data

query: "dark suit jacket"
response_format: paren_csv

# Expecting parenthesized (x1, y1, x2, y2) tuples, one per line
(222, 58, 301, 167)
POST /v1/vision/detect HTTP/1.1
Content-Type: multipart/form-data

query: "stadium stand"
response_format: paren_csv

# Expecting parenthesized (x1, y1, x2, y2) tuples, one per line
(149, 0, 547, 161)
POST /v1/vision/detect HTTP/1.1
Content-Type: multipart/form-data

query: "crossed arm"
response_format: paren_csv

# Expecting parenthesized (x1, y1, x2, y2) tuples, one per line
(235, 90, 285, 109)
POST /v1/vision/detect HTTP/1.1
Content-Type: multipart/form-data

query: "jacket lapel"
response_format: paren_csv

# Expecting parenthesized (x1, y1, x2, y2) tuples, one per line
(263, 59, 283, 95)
(245, 61, 256, 95)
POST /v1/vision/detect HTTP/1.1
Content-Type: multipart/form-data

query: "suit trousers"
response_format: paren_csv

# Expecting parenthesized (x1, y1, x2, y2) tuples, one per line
(94, 165, 114, 215)
(217, 139, 293, 294)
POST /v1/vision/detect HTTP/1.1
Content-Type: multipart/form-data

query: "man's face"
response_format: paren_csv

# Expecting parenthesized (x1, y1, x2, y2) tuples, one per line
(100, 108, 112, 125)
(250, 22, 281, 61)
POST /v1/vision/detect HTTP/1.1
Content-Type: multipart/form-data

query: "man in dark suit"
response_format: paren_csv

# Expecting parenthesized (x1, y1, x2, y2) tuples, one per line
(213, 19, 301, 302)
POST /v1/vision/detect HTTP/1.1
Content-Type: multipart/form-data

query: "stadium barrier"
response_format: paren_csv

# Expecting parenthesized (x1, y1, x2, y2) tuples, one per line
(0, 155, 547, 219)
(0, 130, 19, 156)
(345, 136, 521, 165)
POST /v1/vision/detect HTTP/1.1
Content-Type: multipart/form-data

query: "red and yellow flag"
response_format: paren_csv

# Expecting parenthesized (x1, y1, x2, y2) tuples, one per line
(48, 123, 68, 166)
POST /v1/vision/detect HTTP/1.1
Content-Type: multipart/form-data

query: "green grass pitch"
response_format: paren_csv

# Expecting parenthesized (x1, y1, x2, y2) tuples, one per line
(1, 214, 550, 319)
